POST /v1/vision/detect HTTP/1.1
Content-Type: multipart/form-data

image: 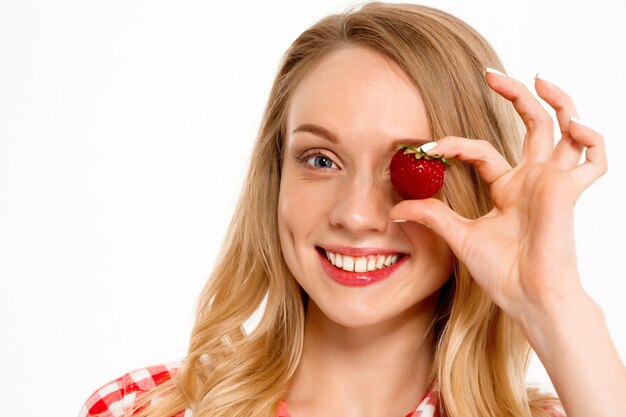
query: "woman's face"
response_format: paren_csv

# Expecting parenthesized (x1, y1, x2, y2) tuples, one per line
(278, 45, 454, 329)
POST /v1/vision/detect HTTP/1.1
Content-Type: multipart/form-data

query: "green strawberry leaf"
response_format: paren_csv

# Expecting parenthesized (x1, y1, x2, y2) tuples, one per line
(397, 144, 450, 166)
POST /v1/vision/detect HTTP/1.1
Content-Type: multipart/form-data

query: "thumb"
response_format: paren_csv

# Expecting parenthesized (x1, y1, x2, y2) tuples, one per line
(389, 198, 468, 254)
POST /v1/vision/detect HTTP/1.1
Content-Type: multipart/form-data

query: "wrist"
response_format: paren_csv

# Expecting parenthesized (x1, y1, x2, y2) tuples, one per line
(519, 287, 603, 359)
(516, 288, 626, 417)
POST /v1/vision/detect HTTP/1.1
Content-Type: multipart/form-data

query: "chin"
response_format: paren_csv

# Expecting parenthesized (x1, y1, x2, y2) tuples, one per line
(309, 297, 403, 329)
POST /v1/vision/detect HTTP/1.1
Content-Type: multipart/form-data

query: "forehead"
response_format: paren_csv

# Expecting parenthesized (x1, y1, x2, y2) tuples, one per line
(287, 45, 430, 142)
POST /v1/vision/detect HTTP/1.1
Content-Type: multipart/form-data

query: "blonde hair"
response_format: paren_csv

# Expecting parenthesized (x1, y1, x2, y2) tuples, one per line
(130, 3, 557, 417)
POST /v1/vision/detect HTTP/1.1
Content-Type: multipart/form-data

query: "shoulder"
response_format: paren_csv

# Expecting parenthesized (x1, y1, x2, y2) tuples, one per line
(78, 361, 185, 417)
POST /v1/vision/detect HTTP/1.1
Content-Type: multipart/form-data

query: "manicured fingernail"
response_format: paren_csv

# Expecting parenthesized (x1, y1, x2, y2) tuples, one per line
(534, 73, 554, 85)
(391, 219, 407, 223)
(569, 115, 584, 125)
(419, 141, 438, 154)
(484, 67, 507, 77)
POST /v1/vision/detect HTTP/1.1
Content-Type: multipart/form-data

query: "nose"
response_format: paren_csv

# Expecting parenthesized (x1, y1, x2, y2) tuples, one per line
(328, 172, 391, 234)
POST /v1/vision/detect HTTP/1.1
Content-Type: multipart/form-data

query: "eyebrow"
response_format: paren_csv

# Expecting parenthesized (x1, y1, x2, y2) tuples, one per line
(291, 123, 431, 152)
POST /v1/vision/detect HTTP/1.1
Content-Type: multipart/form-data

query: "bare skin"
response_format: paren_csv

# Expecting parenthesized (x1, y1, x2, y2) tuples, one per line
(278, 46, 451, 417)
(285, 299, 436, 417)
(277, 45, 626, 417)
(388, 72, 626, 417)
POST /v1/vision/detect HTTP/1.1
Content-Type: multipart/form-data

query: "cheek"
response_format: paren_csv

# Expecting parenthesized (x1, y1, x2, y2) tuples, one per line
(277, 184, 319, 289)
(405, 223, 454, 272)
(277, 171, 335, 236)
(277, 174, 324, 258)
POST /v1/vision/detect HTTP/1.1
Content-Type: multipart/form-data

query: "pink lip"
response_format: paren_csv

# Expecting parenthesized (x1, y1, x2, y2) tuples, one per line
(316, 248, 409, 287)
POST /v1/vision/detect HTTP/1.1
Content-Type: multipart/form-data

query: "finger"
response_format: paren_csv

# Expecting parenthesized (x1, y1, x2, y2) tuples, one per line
(568, 117, 608, 191)
(534, 75, 584, 168)
(389, 198, 469, 256)
(484, 68, 554, 161)
(421, 136, 512, 185)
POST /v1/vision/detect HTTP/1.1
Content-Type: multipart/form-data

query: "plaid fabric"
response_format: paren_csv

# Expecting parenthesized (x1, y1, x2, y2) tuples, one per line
(78, 362, 189, 417)
(79, 363, 565, 417)
(541, 399, 567, 417)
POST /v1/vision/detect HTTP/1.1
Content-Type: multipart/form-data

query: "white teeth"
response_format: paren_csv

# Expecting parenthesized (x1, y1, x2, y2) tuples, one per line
(354, 257, 367, 273)
(342, 256, 354, 272)
(324, 249, 402, 272)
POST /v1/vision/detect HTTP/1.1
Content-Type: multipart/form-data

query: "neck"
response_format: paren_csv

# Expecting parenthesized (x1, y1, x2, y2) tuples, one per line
(285, 294, 439, 417)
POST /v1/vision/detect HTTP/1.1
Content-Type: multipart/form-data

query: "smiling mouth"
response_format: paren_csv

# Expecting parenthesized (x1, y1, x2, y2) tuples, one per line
(315, 246, 407, 273)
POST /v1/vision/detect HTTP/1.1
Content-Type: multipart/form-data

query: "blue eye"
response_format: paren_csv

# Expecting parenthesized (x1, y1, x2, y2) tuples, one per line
(300, 151, 339, 170)
(307, 155, 336, 169)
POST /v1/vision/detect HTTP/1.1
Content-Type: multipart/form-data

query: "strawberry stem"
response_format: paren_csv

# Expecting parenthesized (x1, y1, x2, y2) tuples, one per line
(396, 144, 450, 166)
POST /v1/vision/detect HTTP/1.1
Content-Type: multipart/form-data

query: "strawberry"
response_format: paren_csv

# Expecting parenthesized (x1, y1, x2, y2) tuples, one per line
(389, 144, 449, 200)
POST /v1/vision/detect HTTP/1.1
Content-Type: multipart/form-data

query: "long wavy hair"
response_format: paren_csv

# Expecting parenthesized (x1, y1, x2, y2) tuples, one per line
(130, 3, 557, 417)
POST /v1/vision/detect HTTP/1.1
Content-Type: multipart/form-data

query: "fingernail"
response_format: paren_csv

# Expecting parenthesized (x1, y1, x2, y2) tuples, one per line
(391, 219, 407, 223)
(419, 141, 438, 154)
(484, 67, 507, 77)
(569, 115, 584, 125)
(534, 73, 553, 85)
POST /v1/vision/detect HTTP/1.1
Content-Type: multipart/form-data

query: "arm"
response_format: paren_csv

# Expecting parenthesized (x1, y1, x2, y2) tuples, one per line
(389, 70, 626, 417)
(523, 288, 626, 417)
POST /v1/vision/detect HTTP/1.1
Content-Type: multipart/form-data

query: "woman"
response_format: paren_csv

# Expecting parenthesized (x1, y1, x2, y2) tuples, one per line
(79, 2, 626, 417)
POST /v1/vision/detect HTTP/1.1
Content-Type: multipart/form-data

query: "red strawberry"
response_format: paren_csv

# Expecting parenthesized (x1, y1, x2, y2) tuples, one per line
(389, 144, 449, 200)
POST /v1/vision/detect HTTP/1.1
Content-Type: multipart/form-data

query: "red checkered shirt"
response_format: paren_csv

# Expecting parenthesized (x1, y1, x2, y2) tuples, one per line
(79, 362, 566, 417)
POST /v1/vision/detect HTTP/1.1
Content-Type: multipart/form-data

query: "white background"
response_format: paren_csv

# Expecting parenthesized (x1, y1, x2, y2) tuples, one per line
(1, 1, 625, 416)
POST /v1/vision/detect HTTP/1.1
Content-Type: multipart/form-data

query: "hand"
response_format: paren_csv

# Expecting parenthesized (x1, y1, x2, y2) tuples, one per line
(388, 70, 607, 322)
